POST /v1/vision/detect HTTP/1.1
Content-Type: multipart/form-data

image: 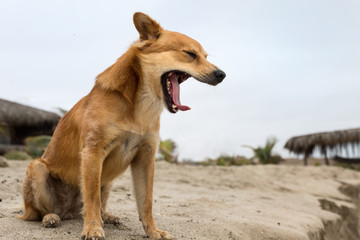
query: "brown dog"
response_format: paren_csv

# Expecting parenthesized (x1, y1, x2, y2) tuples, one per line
(19, 12, 225, 240)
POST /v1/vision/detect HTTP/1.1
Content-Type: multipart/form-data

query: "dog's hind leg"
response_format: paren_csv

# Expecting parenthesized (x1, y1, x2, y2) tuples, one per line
(19, 159, 62, 228)
(101, 182, 121, 226)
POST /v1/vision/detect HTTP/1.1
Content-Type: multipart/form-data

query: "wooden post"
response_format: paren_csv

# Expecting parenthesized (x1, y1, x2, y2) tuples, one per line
(324, 152, 330, 166)
(304, 153, 308, 166)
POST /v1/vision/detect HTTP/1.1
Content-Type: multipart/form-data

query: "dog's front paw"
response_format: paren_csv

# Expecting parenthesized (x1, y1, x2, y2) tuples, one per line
(102, 212, 121, 226)
(146, 228, 172, 240)
(42, 213, 61, 228)
(81, 226, 105, 240)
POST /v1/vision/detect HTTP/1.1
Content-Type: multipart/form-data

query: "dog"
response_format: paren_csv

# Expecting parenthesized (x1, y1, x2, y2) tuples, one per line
(19, 12, 225, 240)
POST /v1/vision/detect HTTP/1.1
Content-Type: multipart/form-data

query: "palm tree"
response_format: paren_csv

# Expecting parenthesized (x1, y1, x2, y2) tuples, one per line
(243, 137, 281, 164)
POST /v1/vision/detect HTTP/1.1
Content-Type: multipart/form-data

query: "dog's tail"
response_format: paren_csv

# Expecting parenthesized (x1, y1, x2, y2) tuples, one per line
(17, 201, 41, 221)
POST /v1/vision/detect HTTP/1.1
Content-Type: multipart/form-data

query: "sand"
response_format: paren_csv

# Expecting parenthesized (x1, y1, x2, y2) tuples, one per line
(1, 160, 360, 240)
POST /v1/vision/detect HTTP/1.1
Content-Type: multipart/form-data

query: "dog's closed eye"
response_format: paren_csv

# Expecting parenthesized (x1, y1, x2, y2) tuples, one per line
(183, 50, 197, 59)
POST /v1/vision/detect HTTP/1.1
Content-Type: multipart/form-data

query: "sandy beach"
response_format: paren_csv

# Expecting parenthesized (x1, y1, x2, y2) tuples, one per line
(1, 160, 360, 240)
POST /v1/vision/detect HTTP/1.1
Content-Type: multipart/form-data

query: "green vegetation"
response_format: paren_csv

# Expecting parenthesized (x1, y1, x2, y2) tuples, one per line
(25, 135, 52, 158)
(158, 139, 177, 163)
(156, 137, 282, 166)
(4, 151, 32, 160)
(205, 155, 253, 166)
(335, 163, 360, 171)
(243, 137, 282, 164)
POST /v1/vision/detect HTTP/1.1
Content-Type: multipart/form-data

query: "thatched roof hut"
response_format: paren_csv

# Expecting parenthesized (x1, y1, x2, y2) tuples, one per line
(0, 99, 60, 146)
(284, 128, 360, 165)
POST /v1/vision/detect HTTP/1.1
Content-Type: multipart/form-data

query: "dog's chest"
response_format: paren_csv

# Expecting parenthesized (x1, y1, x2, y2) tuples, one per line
(120, 133, 142, 161)
(101, 132, 150, 183)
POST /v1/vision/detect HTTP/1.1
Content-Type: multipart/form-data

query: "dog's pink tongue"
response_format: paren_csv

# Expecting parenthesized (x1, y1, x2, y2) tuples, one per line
(170, 74, 191, 111)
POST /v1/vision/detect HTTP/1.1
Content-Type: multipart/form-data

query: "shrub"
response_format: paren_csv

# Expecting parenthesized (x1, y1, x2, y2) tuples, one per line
(25, 135, 52, 158)
(206, 155, 252, 166)
(216, 156, 229, 166)
(233, 157, 253, 166)
(158, 139, 178, 163)
(4, 151, 32, 160)
(335, 163, 360, 171)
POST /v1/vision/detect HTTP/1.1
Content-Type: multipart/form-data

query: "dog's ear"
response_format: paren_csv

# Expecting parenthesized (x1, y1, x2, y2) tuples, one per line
(133, 12, 163, 41)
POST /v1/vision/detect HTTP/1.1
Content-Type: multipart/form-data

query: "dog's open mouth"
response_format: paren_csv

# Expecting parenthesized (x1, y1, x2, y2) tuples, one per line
(161, 71, 191, 113)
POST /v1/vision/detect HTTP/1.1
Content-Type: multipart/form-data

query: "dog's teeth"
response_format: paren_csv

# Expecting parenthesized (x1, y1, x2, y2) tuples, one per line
(167, 80, 172, 96)
(172, 104, 178, 112)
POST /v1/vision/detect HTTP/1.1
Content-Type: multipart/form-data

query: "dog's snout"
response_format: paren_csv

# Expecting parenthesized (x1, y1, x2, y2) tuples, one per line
(213, 70, 226, 83)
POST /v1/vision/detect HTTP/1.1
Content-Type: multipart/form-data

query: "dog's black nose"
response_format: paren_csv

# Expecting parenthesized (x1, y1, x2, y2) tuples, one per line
(213, 70, 226, 83)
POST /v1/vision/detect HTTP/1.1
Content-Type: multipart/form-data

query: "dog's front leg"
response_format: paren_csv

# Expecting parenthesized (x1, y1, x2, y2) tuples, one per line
(131, 143, 172, 240)
(80, 147, 105, 240)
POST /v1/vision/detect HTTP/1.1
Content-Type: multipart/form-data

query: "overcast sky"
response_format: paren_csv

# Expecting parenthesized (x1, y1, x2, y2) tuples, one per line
(1, 0, 359, 161)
